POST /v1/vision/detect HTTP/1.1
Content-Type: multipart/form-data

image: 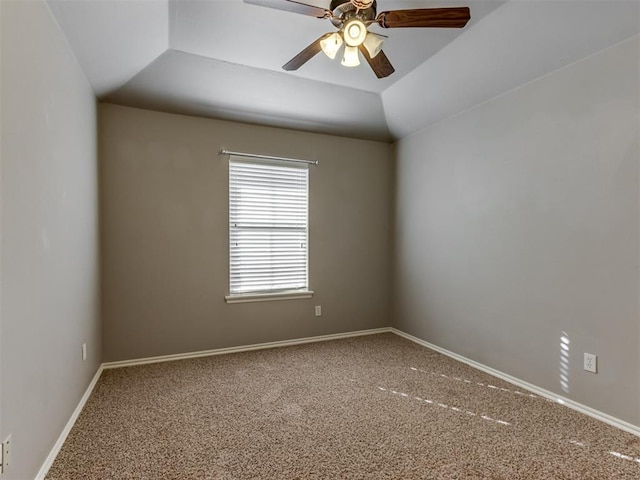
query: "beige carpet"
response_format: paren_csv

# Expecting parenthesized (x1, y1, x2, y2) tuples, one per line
(47, 333, 640, 479)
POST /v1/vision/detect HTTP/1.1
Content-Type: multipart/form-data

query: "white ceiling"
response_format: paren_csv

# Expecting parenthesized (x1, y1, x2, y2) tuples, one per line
(47, 0, 639, 141)
(46, 0, 168, 97)
(168, 0, 503, 93)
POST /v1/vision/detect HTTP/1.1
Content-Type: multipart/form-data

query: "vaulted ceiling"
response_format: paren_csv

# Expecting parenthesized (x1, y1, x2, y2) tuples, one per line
(47, 0, 639, 142)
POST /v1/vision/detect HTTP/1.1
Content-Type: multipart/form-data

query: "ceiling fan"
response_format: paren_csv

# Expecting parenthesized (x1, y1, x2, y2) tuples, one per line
(244, 0, 470, 78)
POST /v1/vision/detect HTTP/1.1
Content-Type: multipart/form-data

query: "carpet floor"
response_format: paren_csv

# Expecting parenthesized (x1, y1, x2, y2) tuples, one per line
(46, 333, 640, 479)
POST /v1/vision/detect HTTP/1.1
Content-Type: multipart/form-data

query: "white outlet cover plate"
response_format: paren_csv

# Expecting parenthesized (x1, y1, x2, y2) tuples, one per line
(584, 353, 597, 373)
(2, 434, 11, 473)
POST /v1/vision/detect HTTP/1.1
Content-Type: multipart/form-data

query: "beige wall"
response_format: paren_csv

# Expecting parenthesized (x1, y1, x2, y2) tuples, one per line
(0, 1, 100, 478)
(100, 104, 393, 362)
(393, 37, 640, 425)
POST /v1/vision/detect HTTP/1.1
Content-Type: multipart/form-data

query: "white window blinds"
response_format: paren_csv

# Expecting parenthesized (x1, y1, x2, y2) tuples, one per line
(229, 157, 309, 295)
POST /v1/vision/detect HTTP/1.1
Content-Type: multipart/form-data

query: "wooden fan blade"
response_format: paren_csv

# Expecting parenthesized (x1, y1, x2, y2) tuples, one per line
(377, 7, 470, 28)
(283, 33, 332, 71)
(358, 45, 395, 79)
(244, 0, 331, 18)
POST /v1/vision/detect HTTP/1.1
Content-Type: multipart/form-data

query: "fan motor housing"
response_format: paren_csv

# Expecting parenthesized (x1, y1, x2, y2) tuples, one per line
(330, 0, 377, 28)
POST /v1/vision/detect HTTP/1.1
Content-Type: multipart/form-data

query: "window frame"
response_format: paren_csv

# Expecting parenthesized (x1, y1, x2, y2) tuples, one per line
(225, 156, 313, 304)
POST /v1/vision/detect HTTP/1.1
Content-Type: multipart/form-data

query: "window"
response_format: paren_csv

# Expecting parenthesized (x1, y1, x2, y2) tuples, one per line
(226, 156, 311, 302)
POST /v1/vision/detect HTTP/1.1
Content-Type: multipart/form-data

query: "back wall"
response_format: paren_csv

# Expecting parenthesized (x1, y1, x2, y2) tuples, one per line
(100, 104, 393, 362)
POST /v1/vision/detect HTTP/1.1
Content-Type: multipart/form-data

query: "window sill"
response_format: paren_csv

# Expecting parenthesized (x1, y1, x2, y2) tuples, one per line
(225, 290, 314, 304)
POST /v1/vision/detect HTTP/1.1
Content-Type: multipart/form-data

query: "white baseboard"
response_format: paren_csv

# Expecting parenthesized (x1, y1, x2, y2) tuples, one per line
(35, 365, 104, 480)
(102, 327, 392, 369)
(390, 327, 640, 438)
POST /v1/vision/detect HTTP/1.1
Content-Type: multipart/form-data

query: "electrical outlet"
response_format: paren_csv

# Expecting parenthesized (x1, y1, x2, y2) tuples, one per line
(1, 434, 12, 474)
(315, 305, 322, 317)
(82, 343, 87, 362)
(584, 353, 597, 373)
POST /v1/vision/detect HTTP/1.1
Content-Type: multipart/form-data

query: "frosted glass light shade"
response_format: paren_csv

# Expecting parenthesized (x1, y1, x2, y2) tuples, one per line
(363, 32, 383, 58)
(320, 32, 344, 60)
(341, 45, 360, 67)
(343, 19, 367, 47)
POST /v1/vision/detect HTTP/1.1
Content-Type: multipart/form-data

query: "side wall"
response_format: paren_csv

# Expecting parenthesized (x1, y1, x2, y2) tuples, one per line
(100, 104, 393, 361)
(393, 37, 640, 425)
(0, 1, 101, 478)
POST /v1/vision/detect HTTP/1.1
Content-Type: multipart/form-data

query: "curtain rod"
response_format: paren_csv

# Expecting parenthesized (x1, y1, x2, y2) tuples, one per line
(219, 149, 318, 166)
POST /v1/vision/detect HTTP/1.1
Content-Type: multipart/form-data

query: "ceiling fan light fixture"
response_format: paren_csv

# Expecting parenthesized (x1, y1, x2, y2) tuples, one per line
(362, 32, 383, 58)
(341, 45, 360, 67)
(343, 18, 367, 47)
(320, 32, 344, 60)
